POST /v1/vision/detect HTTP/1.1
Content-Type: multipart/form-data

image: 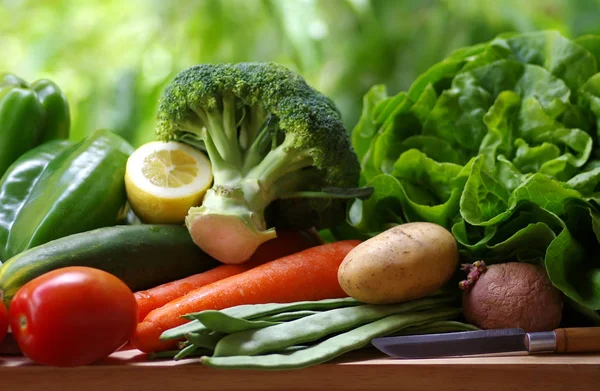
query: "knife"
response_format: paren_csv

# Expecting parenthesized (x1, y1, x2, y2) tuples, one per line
(371, 327, 600, 358)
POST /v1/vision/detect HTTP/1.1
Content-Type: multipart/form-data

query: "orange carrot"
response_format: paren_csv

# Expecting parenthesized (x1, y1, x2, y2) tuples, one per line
(133, 230, 321, 320)
(131, 240, 361, 353)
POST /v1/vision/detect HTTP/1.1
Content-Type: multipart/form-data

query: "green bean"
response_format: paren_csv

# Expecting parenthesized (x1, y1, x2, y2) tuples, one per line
(201, 307, 461, 370)
(259, 310, 322, 322)
(193, 311, 280, 334)
(281, 345, 309, 353)
(182, 297, 361, 320)
(185, 332, 225, 351)
(149, 347, 213, 360)
(177, 340, 191, 349)
(160, 319, 204, 341)
(192, 309, 330, 335)
(174, 343, 201, 360)
(213, 296, 456, 357)
(162, 297, 361, 340)
(396, 321, 480, 335)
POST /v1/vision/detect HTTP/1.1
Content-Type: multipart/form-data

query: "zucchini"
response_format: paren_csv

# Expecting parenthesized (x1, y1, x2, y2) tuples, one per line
(0, 224, 221, 306)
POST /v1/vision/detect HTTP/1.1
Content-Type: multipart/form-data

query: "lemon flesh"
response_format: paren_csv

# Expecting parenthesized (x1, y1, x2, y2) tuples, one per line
(125, 141, 213, 224)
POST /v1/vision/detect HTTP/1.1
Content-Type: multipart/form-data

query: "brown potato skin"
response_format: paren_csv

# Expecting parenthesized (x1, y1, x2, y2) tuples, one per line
(337, 222, 459, 304)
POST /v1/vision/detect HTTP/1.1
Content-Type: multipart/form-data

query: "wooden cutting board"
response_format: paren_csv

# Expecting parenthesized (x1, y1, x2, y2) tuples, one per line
(1, 345, 599, 391)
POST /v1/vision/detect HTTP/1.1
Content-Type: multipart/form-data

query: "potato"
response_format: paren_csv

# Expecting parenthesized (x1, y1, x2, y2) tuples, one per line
(337, 222, 459, 304)
(461, 262, 563, 332)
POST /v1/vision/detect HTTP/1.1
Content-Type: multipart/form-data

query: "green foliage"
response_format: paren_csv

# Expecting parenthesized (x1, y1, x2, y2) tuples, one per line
(344, 30, 600, 320)
(3, 0, 600, 310)
(2, 0, 600, 147)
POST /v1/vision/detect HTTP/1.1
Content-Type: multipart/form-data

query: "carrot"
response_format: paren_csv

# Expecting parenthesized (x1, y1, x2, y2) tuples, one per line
(131, 240, 361, 353)
(133, 230, 321, 320)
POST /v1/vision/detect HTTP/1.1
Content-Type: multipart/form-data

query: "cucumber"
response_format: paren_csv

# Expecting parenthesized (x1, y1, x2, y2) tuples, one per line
(0, 224, 221, 306)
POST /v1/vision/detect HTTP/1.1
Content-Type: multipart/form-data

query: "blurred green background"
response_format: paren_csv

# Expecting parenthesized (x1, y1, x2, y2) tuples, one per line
(2, 0, 599, 147)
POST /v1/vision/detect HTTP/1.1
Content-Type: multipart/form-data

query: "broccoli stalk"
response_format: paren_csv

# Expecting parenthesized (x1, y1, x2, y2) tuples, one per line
(156, 63, 369, 264)
(189, 125, 315, 264)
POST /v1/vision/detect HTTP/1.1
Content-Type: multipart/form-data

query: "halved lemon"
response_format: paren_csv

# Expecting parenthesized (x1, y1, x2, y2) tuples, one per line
(124, 141, 213, 224)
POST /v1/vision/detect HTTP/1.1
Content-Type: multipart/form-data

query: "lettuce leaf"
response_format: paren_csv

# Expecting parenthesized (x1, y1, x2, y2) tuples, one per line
(343, 29, 600, 319)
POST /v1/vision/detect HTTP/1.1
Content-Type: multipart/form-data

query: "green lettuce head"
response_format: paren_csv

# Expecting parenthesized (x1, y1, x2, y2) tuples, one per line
(342, 30, 600, 323)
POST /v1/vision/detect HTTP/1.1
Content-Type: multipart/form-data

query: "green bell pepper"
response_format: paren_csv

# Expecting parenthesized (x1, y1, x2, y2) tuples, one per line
(0, 129, 134, 261)
(0, 139, 75, 262)
(0, 73, 70, 177)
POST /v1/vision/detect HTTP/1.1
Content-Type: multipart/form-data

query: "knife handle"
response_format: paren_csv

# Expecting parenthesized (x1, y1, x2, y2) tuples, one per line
(555, 327, 600, 353)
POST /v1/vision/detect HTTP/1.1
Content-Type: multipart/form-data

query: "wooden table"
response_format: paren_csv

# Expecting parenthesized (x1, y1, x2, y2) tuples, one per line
(1, 347, 599, 391)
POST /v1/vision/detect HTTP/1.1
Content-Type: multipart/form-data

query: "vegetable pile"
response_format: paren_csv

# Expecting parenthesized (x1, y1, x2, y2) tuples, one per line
(342, 30, 600, 320)
(1, 29, 600, 371)
(155, 295, 473, 370)
(132, 240, 361, 353)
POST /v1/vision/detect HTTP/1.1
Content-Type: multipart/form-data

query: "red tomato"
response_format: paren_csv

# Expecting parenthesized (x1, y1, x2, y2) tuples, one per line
(0, 300, 8, 344)
(9, 266, 138, 367)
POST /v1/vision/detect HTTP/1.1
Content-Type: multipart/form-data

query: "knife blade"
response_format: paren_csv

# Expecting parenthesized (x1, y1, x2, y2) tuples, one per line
(371, 327, 600, 358)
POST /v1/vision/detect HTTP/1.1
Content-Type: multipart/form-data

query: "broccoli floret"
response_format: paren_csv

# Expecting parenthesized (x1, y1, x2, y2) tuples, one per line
(156, 62, 368, 264)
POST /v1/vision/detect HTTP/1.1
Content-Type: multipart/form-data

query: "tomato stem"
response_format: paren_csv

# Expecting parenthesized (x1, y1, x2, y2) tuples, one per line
(19, 315, 27, 330)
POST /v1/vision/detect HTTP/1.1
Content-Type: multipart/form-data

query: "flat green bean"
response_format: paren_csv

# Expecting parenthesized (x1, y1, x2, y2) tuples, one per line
(193, 311, 280, 334)
(259, 310, 322, 322)
(174, 343, 201, 360)
(167, 344, 308, 360)
(177, 340, 191, 349)
(396, 321, 480, 335)
(182, 297, 361, 320)
(201, 307, 461, 370)
(185, 332, 225, 350)
(160, 319, 204, 341)
(213, 296, 456, 357)
(162, 297, 361, 340)
(149, 347, 213, 360)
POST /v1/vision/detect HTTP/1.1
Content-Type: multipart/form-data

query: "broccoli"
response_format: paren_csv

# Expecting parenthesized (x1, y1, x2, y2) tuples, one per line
(156, 62, 369, 264)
